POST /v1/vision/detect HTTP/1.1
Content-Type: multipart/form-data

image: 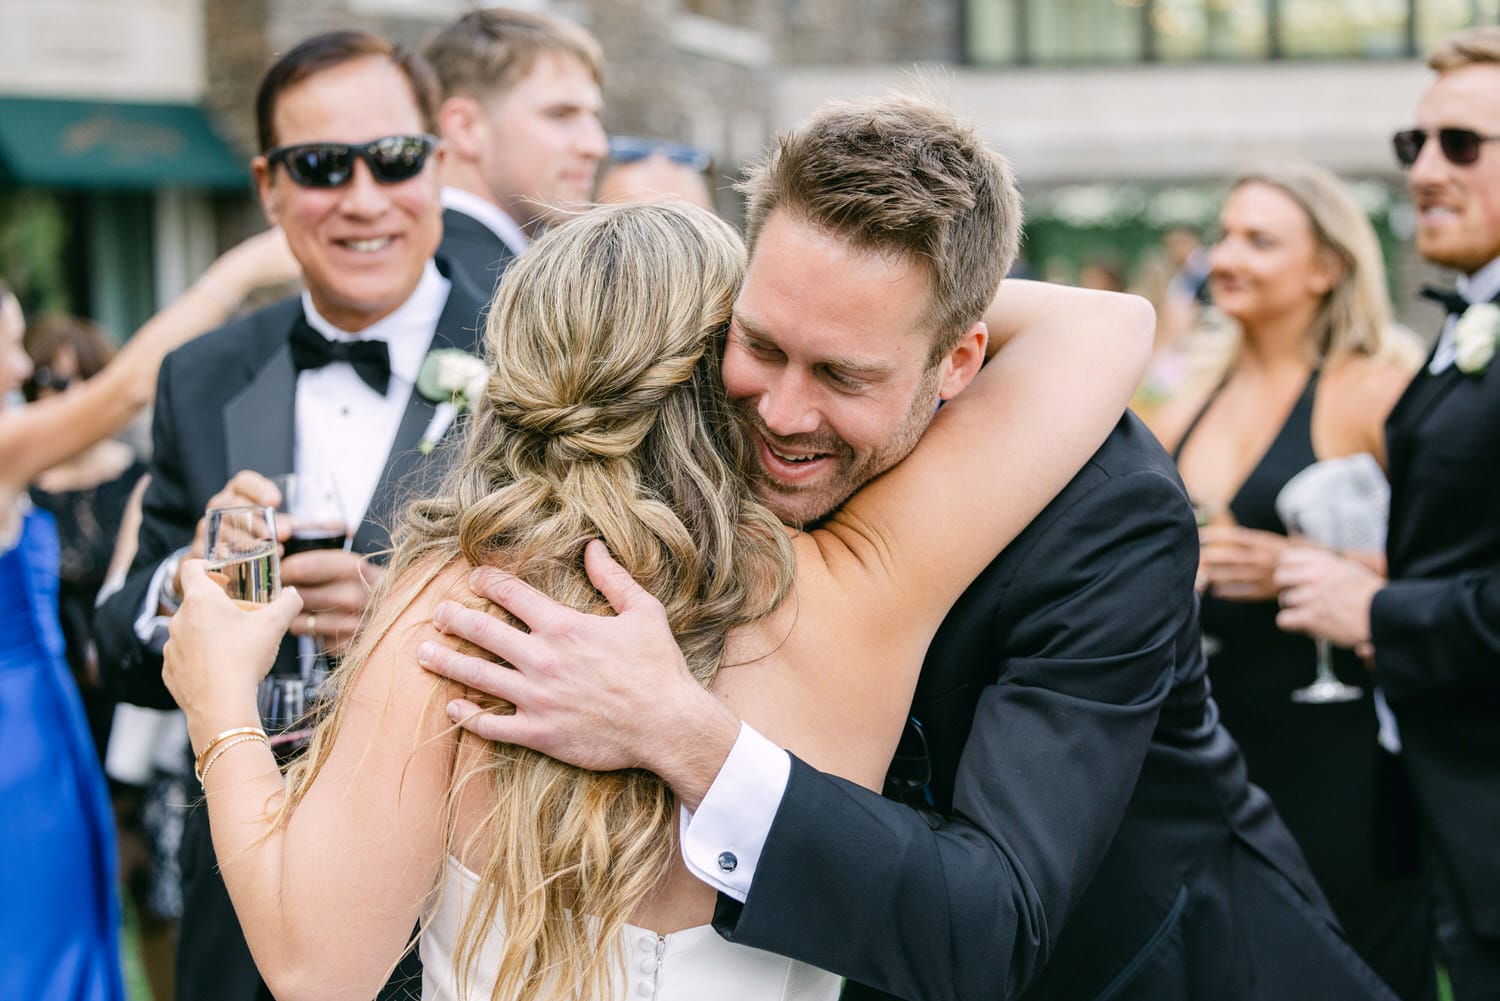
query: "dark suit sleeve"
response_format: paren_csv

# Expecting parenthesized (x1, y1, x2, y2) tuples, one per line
(713, 469, 1196, 1001)
(1371, 572, 1500, 699)
(95, 348, 200, 709)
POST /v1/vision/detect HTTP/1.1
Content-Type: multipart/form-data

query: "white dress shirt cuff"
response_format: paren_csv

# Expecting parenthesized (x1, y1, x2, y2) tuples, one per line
(678, 722, 791, 902)
(132, 547, 189, 651)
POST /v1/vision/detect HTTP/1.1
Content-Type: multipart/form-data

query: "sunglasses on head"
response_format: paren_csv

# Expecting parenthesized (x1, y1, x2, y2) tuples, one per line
(1392, 127, 1500, 168)
(608, 135, 712, 173)
(23, 365, 71, 401)
(264, 134, 437, 188)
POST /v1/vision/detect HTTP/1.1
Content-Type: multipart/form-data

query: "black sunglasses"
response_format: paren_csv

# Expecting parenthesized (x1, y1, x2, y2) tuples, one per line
(1392, 127, 1500, 168)
(265, 134, 437, 188)
(608, 135, 711, 172)
(23, 365, 72, 400)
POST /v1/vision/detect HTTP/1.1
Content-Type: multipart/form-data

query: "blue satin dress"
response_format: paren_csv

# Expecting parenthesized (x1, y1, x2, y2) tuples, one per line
(0, 507, 124, 1000)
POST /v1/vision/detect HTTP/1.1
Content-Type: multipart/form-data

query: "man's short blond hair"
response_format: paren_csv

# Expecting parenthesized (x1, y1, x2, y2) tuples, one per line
(423, 8, 602, 103)
(1428, 25, 1500, 72)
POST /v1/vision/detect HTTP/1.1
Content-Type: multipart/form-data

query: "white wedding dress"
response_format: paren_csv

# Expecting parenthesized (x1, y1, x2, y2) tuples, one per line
(421, 856, 842, 1001)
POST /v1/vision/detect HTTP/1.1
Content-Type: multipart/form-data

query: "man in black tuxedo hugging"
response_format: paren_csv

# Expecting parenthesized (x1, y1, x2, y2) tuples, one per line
(94, 30, 486, 1001)
(1278, 26, 1500, 1001)
(422, 95, 1395, 1000)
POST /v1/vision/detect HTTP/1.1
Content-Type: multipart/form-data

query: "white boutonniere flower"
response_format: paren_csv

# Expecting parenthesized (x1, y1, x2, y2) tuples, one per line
(415, 349, 488, 454)
(1453, 302, 1500, 375)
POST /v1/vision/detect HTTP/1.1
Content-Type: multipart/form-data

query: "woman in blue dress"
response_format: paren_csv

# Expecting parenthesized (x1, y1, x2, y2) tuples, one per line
(0, 232, 296, 999)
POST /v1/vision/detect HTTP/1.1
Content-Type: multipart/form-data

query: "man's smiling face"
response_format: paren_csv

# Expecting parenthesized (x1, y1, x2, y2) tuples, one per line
(253, 55, 443, 332)
(1409, 62, 1500, 274)
(722, 210, 959, 527)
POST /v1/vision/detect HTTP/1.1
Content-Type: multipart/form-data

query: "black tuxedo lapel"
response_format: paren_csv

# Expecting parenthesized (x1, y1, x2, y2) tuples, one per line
(352, 259, 488, 556)
(222, 342, 296, 483)
(1384, 287, 1500, 525)
(439, 206, 514, 301)
(1385, 363, 1461, 496)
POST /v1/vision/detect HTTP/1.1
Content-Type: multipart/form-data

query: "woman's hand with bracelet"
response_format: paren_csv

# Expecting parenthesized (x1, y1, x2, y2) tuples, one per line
(163, 559, 302, 751)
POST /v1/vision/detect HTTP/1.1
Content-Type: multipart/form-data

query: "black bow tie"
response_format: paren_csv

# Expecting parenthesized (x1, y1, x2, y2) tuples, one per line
(288, 315, 391, 396)
(1420, 285, 1471, 317)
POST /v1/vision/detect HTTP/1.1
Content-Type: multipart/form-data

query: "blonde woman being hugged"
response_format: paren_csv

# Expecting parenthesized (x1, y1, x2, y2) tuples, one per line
(161, 195, 1150, 1001)
(1151, 163, 1430, 999)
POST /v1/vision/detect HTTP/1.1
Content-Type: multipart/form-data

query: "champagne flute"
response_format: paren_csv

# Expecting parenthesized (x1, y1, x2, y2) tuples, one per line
(204, 505, 281, 606)
(1282, 508, 1363, 705)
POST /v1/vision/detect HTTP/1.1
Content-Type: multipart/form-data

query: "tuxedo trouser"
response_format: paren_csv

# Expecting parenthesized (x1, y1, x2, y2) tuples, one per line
(1426, 832, 1500, 1001)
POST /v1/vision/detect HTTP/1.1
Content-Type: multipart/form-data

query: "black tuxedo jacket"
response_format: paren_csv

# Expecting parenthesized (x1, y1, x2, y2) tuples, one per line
(94, 258, 486, 1001)
(440, 205, 515, 305)
(714, 415, 1394, 1001)
(1372, 318, 1500, 941)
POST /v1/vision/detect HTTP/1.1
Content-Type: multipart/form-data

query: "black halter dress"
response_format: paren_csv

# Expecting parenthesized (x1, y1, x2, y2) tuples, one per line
(1174, 370, 1433, 1000)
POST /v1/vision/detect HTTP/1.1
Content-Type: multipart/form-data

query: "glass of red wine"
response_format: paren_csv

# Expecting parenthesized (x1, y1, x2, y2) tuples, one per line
(274, 472, 352, 559)
(272, 472, 351, 698)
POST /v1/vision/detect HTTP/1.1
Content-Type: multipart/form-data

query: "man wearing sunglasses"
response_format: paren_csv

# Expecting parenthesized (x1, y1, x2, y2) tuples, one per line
(422, 8, 607, 296)
(95, 29, 487, 1001)
(1276, 26, 1500, 1000)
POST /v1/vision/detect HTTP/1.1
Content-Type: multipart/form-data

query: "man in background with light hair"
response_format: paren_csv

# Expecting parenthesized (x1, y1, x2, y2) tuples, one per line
(423, 8, 608, 294)
(1278, 25, 1500, 1000)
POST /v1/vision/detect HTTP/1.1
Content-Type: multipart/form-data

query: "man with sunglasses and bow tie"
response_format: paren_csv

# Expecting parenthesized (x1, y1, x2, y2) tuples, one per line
(95, 29, 487, 1001)
(1275, 26, 1500, 1000)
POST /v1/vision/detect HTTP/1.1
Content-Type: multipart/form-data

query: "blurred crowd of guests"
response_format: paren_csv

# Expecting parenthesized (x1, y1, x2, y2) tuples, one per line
(2, 8, 1499, 1001)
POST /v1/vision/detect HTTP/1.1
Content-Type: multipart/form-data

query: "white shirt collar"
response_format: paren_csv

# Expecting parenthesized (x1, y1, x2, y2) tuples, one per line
(1457, 255, 1500, 306)
(300, 259, 451, 388)
(441, 186, 530, 257)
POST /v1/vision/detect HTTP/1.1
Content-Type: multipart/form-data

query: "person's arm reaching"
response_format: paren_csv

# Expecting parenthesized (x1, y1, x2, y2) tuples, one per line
(163, 561, 456, 1001)
(0, 229, 296, 496)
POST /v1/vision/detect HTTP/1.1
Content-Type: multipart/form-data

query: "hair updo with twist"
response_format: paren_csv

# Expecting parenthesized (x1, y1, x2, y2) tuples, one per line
(285, 201, 795, 1001)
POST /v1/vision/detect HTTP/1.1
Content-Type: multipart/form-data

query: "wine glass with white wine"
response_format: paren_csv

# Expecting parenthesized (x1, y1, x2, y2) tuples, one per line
(1282, 507, 1363, 705)
(204, 505, 281, 606)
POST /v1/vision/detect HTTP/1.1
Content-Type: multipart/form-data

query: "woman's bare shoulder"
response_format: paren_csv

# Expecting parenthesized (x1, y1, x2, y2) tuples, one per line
(1145, 385, 1214, 454)
(1322, 353, 1417, 419)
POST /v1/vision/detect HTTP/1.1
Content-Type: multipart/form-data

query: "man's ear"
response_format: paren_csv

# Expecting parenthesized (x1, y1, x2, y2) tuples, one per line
(936, 321, 988, 401)
(251, 156, 279, 227)
(437, 96, 485, 162)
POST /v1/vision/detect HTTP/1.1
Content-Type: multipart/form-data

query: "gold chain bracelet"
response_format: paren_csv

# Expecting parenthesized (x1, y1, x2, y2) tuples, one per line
(198, 732, 271, 786)
(194, 726, 269, 783)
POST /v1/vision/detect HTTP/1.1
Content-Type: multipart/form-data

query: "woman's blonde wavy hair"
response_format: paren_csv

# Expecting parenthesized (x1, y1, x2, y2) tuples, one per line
(281, 200, 795, 1000)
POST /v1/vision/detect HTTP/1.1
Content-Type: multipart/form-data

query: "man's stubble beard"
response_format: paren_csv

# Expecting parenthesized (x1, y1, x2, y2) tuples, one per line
(737, 363, 943, 530)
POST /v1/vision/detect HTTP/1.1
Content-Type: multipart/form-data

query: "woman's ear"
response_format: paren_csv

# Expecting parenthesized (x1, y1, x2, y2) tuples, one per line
(1310, 247, 1345, 297)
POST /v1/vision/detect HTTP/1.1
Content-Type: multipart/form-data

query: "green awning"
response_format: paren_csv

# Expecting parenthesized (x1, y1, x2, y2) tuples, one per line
(0, 97, 247, 190)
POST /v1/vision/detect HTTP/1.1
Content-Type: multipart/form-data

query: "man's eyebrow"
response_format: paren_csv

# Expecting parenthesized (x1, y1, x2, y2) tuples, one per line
(732, 312, 895, 377)
(731, 311, 770, 341)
